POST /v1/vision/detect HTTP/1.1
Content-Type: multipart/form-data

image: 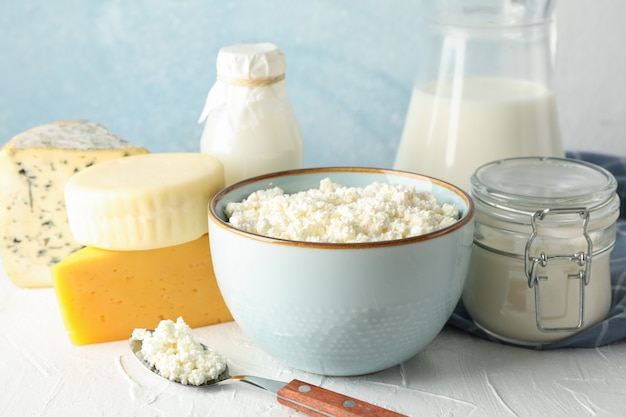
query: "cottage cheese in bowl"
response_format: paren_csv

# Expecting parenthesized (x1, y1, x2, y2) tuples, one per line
(208, 167, 474, 376)
(225, 178, 460, 243)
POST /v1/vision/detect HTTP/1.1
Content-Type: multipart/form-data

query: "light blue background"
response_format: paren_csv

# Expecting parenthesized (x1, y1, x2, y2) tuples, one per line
(1, 0, 421, 168)
(1, 1, 624, 168)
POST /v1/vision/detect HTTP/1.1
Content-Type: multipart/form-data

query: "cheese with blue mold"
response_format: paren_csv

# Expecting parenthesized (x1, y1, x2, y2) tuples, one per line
(0, 120, 148, 288)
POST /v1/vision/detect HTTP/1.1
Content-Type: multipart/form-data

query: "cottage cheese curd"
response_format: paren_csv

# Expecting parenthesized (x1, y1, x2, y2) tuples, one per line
(225, 178, 459, 243)
(131, 317, 227, 386)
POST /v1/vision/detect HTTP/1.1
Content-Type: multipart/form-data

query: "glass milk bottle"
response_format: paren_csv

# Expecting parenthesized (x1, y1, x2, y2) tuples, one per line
(394, 0, 564, 190)
(199, 43, 304, 186)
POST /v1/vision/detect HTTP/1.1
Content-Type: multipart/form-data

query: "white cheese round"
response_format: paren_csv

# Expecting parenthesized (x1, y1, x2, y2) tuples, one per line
(65, 153, 224, 250)
(225, 178, 459, 243)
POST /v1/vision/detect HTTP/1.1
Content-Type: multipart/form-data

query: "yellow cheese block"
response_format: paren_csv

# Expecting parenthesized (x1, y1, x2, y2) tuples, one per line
(0, 120, 149, 288)
(52, 234, 233, 345)
(64, 153, 224, 250)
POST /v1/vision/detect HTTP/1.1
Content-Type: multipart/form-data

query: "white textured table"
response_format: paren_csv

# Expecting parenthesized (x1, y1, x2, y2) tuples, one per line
(2, 269, 625, 417)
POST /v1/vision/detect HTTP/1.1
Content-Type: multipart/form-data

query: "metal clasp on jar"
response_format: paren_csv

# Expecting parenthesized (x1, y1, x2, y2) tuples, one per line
(524, 207, 593, 333)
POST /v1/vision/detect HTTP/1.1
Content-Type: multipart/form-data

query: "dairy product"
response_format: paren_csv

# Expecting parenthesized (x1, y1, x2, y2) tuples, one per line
(52, 234, 233, 345)
(0, 120, 149, 288)
(199, 43, 304, 186)
(225, 178, 459, 243)
(64, 153, 224, 250)
(131, 317, 227, 386)
(463, 244, 612, 344)
(393, 77, 563, 190)
(201, 109, 303, 186)
(463, 157, 618, 344)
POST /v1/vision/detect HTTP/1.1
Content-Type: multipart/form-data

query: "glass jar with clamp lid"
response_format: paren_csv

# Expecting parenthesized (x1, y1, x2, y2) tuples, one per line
(463, 157, 620, 345)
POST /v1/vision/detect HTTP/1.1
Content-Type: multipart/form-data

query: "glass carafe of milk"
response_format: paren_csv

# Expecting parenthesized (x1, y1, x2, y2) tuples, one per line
(393, 0, 563, 190)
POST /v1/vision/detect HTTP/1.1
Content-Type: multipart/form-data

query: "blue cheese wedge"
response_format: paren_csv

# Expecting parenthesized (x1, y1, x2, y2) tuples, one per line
(0, 120, 149, 288)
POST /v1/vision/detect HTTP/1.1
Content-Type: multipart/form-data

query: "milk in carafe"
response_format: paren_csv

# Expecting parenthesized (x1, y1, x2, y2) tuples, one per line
(393, 0, 563, 190)
(394, 77, 562, 190)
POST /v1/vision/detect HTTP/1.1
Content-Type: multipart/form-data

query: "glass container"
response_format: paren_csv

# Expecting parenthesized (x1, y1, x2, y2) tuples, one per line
(394, 0, 563, 190)
(199, 43, 304, 186)
(463, 157, 620, 345)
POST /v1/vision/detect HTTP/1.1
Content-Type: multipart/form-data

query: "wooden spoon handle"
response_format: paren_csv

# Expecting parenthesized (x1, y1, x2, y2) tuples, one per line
(276, 379, 408, 417)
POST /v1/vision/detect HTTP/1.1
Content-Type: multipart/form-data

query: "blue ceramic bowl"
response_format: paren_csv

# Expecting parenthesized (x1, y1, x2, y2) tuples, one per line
(208, 167, 474, 376)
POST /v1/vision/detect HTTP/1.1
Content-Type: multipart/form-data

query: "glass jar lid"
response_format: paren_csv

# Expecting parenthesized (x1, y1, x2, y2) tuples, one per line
(471, 157, 618, 221)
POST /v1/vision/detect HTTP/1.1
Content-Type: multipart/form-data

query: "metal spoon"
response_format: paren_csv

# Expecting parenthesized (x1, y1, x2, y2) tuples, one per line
(130, 332, 406, 417)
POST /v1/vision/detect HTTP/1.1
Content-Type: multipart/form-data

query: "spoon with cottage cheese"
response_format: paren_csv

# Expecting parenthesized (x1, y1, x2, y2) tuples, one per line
(130, 317, 406, 417)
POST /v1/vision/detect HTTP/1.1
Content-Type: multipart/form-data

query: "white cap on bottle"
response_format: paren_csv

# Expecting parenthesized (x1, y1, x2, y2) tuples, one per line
(198, 42, 288, 124)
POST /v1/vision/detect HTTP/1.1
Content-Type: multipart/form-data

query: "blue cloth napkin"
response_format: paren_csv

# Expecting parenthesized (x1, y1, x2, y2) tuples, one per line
(448, 151, 626, 348)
